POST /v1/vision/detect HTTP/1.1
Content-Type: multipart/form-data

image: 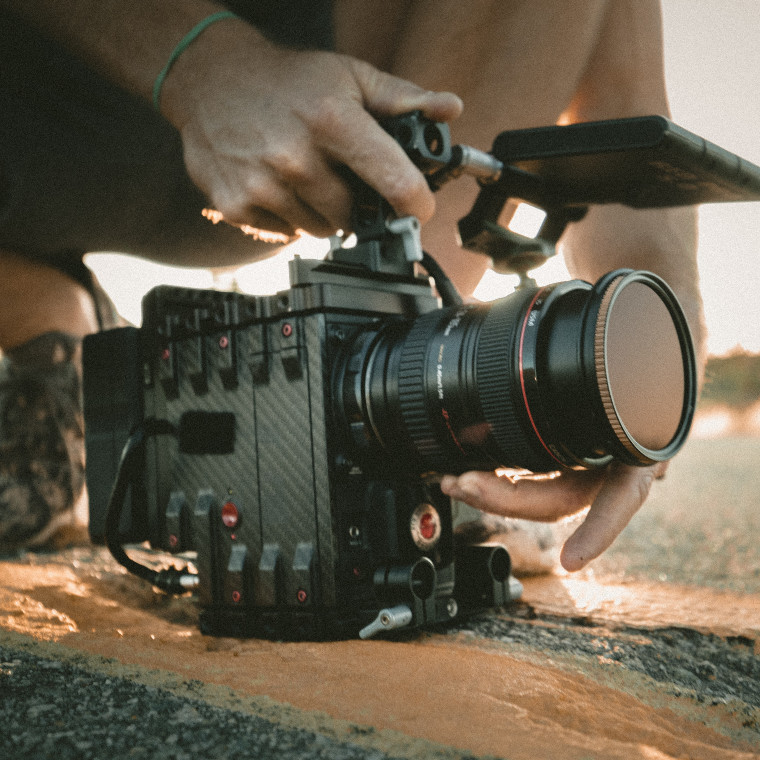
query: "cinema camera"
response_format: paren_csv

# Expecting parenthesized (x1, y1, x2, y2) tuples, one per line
(83, 112, 760, 640)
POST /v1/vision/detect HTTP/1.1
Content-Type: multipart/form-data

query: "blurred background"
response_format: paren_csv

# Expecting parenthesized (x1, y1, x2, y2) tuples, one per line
(660, 0, 760, 357)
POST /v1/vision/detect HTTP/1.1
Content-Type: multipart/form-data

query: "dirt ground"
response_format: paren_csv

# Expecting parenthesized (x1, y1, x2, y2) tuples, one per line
(1, 436, 759, 759)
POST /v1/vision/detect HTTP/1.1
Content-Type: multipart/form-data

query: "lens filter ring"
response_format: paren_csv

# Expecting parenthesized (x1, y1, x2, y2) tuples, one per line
(590, 270, 697, 464)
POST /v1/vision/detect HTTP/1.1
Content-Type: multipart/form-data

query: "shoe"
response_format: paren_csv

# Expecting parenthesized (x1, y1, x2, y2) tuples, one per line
(0, 332, 86, 551)
(0, 269, 124, 553)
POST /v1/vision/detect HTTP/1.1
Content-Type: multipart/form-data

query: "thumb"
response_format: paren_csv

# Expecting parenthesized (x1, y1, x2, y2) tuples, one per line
(347, 58, 463, 122)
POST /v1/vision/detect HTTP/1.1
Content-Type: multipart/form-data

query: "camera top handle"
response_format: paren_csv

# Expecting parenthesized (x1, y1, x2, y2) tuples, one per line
(330, 110, 584, 288)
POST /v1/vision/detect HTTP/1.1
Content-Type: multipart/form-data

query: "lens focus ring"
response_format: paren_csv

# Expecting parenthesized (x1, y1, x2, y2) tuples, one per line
(397, 311, 448, 465)
(477, 293, 553, 473)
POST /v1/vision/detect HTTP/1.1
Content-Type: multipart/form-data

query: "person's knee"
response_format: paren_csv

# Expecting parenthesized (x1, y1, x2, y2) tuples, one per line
(0, 251, 99, 350)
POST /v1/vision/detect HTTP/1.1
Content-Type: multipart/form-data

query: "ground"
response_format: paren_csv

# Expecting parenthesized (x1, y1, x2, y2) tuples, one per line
(1, 436, 759, 759)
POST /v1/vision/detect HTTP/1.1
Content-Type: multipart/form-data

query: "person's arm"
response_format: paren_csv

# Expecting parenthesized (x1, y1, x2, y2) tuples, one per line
(1, 0, 462, 238)
(1, 0, 223, 103)
(440, 0, 704, 571)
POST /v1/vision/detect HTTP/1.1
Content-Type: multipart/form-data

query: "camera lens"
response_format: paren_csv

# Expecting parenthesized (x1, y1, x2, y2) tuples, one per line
(336, 269, 696, 474)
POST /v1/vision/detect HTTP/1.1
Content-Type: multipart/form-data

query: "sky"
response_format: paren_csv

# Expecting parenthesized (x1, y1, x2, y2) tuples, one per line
(87, 0, 760, 356)
(660, 0, 760, 355)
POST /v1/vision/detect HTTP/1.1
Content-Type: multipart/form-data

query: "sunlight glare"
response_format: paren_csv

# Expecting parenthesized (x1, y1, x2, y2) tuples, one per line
(85, 236, 330, 325)
(233, 235, 329, 295)
(473, 253, 571, 302)
(690, 407, 733, 438)
(85, 253, 215, 325)
(507, 203, 547, 238)
(558, 576, 634, 612)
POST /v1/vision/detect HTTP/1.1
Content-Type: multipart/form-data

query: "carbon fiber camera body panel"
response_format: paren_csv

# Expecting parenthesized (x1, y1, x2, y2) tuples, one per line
(143, 287, 343, 635)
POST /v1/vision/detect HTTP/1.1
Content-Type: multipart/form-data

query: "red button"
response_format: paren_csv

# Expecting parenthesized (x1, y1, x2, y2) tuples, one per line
(419, 512, 436, 540)
(221, 501, 239, 528)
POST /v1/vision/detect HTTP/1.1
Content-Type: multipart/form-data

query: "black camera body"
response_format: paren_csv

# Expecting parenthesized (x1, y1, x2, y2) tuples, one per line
(85, 256, 514, 639)
(83, 113, 760, 640)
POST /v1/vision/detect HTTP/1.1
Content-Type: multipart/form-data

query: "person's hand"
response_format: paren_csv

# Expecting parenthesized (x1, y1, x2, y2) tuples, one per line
(440, 460, 667, 571)
(160, 20, 462, 239)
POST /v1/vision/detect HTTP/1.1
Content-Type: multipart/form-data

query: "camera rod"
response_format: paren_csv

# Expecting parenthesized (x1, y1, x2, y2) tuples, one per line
(382, 111, 503, 190)
(383, 112, 580, 280)
(428, 143, 504, 189)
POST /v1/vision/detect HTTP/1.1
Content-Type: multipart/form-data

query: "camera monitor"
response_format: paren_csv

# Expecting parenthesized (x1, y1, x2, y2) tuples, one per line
(492, 115, 760, 208)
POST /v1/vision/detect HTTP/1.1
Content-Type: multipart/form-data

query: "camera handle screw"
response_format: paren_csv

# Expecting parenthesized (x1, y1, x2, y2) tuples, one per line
(385, 216, 423, 263)
(359, 604, 413, 639)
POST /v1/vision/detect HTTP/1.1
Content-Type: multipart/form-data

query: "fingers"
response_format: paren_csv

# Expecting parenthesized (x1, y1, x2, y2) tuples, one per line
(440, 469, 606, 522)
(559, 461, 667, 572)
(441, 460, 668, 573)
(334, 59, 462, 220)
(307, 101, 437, 222)
(347, 58, 464, 122)
(256, 145, 359, 234)
(182, 44, 465, 240)
(190, 89, 449, 235)
(241, 55, 464, 229)
(218, 159, 348, 238)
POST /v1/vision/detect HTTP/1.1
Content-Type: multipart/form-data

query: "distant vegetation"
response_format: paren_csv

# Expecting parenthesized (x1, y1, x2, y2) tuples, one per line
(701, 351, 760, 409)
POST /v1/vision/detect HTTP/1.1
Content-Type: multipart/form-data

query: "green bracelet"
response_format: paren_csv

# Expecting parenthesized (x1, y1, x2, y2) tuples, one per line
(152, 10, 239, 112)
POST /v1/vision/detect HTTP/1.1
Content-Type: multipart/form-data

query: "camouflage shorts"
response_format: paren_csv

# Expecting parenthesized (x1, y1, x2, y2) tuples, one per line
(0, 333, 85, 551)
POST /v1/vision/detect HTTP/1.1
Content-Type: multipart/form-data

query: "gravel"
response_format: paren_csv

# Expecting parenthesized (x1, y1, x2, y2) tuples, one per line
(453, 607, 760, 733)
(0, 644, 478, 760)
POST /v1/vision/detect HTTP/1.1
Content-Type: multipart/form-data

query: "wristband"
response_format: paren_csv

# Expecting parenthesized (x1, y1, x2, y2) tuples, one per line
(152, 10, 239, 112)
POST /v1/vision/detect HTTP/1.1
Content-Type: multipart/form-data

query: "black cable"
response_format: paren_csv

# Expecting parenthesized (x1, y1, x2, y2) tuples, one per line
(420, 251, 463, 307)
(104, 419, 198, 595)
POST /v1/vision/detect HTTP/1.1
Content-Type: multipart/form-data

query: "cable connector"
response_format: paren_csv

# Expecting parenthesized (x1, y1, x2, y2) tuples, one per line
(152, 566, 199, 595)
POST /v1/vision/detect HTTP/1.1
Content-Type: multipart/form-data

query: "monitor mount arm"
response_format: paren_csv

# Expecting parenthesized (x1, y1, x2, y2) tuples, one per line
(328, 111, 587, 289)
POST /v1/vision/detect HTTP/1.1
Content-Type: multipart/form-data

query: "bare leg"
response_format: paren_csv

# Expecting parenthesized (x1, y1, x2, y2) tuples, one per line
(0, 250, 99, 351)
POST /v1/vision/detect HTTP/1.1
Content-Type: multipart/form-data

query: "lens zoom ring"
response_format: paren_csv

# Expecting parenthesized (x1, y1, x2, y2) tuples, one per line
(397, 312, 446, 463)
(477, 300, 543, 470)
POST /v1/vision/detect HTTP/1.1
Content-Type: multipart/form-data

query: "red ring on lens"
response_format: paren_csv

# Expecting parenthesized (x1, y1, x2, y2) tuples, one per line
(518, 287, 566, 468)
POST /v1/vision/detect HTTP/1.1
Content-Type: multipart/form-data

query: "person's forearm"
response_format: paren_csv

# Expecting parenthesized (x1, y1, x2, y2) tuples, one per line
(0, 0, 262, 115)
